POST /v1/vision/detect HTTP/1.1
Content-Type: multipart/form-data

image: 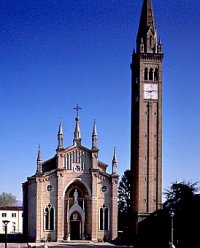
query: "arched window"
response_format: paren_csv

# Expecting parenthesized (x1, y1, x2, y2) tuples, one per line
(154, 68, 159, 81)
(149, 68, 154, 81)
(99, 205, 109, 231)
(44, 204, 54, 231)
(144, 68, 148, 80)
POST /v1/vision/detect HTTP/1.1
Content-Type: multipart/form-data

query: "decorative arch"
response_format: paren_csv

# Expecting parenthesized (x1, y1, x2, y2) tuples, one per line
(63, 180, 91, 240)
(63, 179, 91, 198)
(67, 203, 85, 223)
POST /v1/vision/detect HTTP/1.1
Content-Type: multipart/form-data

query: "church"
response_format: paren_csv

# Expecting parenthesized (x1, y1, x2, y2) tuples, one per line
(23, 107, 118, 242)
(22, 0, 163, 243)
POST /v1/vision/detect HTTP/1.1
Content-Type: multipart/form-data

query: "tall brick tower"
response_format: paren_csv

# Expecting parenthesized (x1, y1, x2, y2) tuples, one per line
(130, 0, 164, 233)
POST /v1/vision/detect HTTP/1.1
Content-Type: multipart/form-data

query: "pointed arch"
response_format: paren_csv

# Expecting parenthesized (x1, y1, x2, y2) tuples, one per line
(63, 179, 91, 198)
(99, 205, 109, 231)
(154, 68, 159, 81)
(144, 68, 148, 80)
(149, 68, 154, 81)
(44, 203, 55, 231)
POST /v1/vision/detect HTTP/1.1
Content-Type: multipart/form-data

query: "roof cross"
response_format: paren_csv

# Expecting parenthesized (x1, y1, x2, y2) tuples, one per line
(73, 104, 82, 117)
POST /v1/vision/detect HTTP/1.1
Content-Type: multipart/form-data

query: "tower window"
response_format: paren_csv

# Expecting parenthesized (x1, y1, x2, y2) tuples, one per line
(99, 205, 109, 231)
(154, 68, 159, 81)
(44, 204, 55, 231)
(149, 68, 154, 81)
(144, 68, 148, 80)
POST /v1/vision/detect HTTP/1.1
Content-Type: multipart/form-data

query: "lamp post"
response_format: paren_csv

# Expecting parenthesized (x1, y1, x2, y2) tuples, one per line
(2, 220, 10, 248)
(169, 211, 175, 248)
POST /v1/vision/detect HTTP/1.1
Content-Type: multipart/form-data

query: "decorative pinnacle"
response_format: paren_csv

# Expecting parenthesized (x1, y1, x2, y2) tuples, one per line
(57, 119, 64, 149)
(37, 145, 42, 161)
(112, 147, 117, 174)
(58, 119, 63, 135)
(73, 106, 82, 146)
(112, 147, 117, 164)
(92, 120, 97, 136)
(92, 120, 98, 150)
(37, 145, 43, 174)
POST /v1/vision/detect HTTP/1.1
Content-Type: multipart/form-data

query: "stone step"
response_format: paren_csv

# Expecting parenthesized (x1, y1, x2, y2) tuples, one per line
(62, 240, 91, 243)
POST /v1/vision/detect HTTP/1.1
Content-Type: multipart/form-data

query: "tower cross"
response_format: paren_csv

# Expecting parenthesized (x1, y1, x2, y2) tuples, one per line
(73, 104, 82, 117)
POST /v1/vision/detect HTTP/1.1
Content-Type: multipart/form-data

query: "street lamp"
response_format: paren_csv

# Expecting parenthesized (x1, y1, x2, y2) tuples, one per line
(169, 211, 175, 248)
(2, 220, 10, 248)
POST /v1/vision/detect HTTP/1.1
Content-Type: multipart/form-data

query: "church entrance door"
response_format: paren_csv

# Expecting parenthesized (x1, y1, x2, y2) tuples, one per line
(70, 220, 81, 240)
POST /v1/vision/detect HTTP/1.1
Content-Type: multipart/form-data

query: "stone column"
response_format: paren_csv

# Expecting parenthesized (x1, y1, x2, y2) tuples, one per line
(56, 171, 64, 241)
(111, 175, 118, 240)
(67, 222, 70, 240)
(91, 169, 98, 241)
(36, 177, 43, 242)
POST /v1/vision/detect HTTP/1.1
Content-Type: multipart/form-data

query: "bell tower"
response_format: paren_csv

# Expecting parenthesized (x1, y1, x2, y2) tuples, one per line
(130, 0, 163, 232)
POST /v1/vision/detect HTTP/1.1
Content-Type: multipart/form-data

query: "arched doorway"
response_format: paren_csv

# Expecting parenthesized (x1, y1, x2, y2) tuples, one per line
(70, 211, 81, 240)
(64, 180, 91, 240)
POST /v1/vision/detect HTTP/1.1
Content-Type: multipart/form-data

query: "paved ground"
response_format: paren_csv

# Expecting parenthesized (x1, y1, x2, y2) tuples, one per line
(0, 244, 28, 248)
(0, 242, 133, 248)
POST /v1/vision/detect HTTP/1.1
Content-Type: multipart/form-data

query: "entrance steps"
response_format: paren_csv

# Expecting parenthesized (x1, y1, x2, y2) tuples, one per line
(62, 240, 92, 244)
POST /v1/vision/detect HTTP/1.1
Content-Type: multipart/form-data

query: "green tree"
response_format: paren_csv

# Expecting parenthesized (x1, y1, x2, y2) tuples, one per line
(163, 181, 199, 247)
(137, 181, 200, 248)
(118, 169, 132, 243)
(118, 169, 131, 214)
(163, 181, 198, 211)
(0, 192, 17, 206)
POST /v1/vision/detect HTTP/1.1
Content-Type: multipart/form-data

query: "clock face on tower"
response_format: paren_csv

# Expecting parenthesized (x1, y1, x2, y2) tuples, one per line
(143, 83, 158, 100)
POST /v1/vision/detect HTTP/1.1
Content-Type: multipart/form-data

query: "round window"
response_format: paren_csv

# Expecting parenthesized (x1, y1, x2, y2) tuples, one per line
(74, 164, 82, 173)
(101, 186, 108, 193)
(47, 185, 53, 192)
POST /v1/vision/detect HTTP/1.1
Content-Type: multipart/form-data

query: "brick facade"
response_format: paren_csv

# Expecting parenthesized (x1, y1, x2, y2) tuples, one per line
(130, 0, 163, 233)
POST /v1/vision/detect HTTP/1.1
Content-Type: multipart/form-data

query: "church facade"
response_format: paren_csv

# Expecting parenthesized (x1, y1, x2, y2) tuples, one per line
(23, 111, 118, 242)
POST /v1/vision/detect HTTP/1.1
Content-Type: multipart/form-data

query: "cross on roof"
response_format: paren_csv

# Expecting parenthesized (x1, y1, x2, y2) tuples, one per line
(73, 104, 82, 117)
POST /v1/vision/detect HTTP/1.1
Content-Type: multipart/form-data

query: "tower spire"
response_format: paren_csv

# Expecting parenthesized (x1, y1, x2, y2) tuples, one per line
(73, 105, 82, 146)
(112, 147, 117, 174)
(57, 119, 64, 150)
(137, 0, 158, 53)
(36, 145, 42, 174)
(92, 120, 98, 150)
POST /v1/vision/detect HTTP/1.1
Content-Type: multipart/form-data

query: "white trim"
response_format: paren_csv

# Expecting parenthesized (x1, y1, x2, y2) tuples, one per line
(98, 205, 109, 231)
(67, 203, 85, 223)
(44, 204, 55, 231)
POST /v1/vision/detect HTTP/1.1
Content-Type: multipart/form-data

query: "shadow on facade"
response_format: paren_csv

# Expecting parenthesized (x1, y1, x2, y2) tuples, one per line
(0, 233, 25, 243)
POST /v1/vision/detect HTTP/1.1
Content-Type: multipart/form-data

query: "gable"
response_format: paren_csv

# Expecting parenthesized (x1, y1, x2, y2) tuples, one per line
(62, 146, 92, 172)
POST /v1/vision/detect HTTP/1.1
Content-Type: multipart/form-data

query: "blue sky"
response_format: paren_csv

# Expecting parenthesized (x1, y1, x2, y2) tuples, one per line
(0, 0, 200, 201)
